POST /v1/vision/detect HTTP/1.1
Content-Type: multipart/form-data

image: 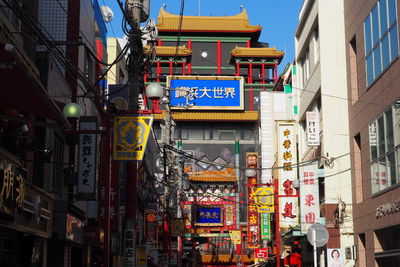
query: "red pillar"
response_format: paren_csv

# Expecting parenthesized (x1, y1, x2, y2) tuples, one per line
(275, 178, 281, 267)
(156, 61, 161, 82)
(169, 61, 173, 76)
(248, 62, 253, 111)
(274, 63, 278, 83)
(217, 40, 222, 75)
(182, 61, 186, 75)
(236, 62, 240, 76)
(157, 38, 162, 46)
(187, 39, 192, 74)
(100, 117, 112, 267)
(246, 39, 250, 48)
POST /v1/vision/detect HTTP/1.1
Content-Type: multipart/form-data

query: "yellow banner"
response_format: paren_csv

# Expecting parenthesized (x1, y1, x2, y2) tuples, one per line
(254, 187, 275, 213)
(113, 116, 153, 160)
(229, 231, 241, 244)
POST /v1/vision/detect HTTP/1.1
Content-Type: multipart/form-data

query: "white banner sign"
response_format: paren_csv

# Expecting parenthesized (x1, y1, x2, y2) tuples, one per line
(77, 117, 98, 199)
(306, 111, 320, 146)
(300, 164, 320, 234)
(277, 122, 299, 228)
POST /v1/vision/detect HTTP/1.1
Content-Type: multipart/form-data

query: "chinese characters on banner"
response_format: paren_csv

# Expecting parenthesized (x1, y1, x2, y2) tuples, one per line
(261, 213, 271, 239)
(77, 117, 98, 199)
(278, 123, 299, 228)
(144, 209, 158, 248)
(300, 164, 320, 234)
(168, 76, 244, 110)
(124, 229, 135, 267)
(247, 152, 260, 248)
(306, 111, 320, 146)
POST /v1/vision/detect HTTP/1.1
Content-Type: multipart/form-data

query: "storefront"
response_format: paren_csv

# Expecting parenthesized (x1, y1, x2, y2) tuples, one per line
(0, 150, 53, 267)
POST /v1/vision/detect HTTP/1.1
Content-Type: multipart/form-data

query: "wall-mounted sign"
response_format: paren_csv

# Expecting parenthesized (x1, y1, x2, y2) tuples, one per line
(306, 111, 320, 146)
(66, 214, 83, 244)
(253, 187, 274, 213)
(113, 116, 153, 161)
(194, 206, 223, 226)
(300, 164, 320, 234)
(277, 122, 299, 228)
(124, 229, 135, 267)
(376, 199, 400, 218)
(167, 76, 244, 110)
(0, 156, 26, 220)
(229, 231, 241, 244)
(261, 213, 271, 240)
(77, 117, 98, 200)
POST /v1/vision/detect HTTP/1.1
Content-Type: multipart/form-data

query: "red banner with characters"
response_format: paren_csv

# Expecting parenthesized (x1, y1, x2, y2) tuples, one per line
(247, 152, 259, 248)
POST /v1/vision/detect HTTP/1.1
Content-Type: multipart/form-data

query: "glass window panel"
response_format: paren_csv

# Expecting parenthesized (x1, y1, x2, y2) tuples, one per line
(372, 6, 380, 46)
(244, 129, 255, 140)
(204, 128, 211, 140)
(371, 162, 380, 194)
(364, 15, 372, 54)
(219, 130, 235, 140)
(378, 116, 386, 156)
(181, 128, 188, 140)
(381, 34, 390, 69)
(369, 121, 378, 161)
(373, 46, 382, 77)
(387, 151, 396, 187)
(397, 147, 400, 183)
(388, 0, 397, 25)
(385, 109, 394, 150)
(380, 0, 388, 34)
(389, 25, 399, 61)
(366, 54, 374, 86)
(378, 157, 388, 190)
(393, 101, 400, 146)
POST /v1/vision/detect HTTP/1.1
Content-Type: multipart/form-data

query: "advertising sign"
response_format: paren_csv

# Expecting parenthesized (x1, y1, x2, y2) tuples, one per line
(247, 152, 260, 248)
(77, 117, 98, 199)
(66, 214, 83, 244)
(300, 164, 320, 234)
(327, 248, 344, 267)
(306, 111, 320, 146)
(255, 248, 268, 259)
(195, 206, 223, 226)
(229, 231, 241, 244)
(144, 209, 158, 247)
(261, 213, 271, 239)
(113, 116, 153, 161)
(167, 76, 244, 110)
(254, 187, 274, 213)
(123, 229, 135, 267)
(278, 123, 299, 228)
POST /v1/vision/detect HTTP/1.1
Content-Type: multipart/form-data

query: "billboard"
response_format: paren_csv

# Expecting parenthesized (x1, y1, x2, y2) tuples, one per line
(167, 76, 244, 110)
(194, 206, 223, 226)
(300, 164, 320, 234)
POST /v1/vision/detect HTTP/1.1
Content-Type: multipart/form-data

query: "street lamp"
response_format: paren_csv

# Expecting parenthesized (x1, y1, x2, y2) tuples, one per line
(63, 102, 81, 118)
(146, 82, 164, 113)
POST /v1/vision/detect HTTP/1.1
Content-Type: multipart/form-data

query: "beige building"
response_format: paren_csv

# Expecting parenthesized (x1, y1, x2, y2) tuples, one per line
(294, 0, 354, 265)
(107, 37, 128, 85)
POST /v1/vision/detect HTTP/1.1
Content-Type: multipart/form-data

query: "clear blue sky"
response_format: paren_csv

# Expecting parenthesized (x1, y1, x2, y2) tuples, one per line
(102, 0, 304, 73)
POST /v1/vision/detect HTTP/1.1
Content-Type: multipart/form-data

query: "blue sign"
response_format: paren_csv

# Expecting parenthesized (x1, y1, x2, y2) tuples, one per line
(195, 206, 223, 226)
(168, 76, 244, 110)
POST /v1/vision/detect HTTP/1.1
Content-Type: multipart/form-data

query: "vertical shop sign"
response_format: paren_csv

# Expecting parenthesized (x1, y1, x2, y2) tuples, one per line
(123, 229, 135, 267)
(144, 209, 158, 248)
(247, 152, 260, 248)
(261, 213, 271, 239)
(300, 164, 320, 234)
(77, 117, 98, 199)
(306, 112, 320, 146)
(278, 123, 299, 228)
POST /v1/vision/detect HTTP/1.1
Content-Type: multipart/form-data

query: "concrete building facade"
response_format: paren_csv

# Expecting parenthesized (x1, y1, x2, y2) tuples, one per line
(345, 0, 400, 266)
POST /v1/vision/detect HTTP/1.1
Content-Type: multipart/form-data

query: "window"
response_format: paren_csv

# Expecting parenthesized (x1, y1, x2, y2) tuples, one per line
(368, 100, 400, 194)
(301, 49, 310, 87)
(364, 0, 399, 86)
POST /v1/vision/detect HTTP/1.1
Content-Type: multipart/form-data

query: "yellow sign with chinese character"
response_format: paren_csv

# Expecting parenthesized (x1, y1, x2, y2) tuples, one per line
(229, 231, 241, 244)
(254, 187, 274, 213)
(113, 116, 153, 160)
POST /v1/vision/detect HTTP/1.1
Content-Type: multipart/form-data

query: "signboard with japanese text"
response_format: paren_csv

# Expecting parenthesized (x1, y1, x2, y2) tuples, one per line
(229, 231, 241, 244)
(144, 209, 158, 247)
(261, 213, 271, 239)
(0, 155, 26, 220)
(167, 76, 244, 110)
(113, 116, 153, 161)
(77, 117, 98, 199)
(255, 248, 268, 259)
(247, 152, 260, 248)
(123, 229, 135, 267)
(300, 164, 320, 234)
(277, 122, 299, 228)
(195, 206, 223, 226)
(306, 111, 320, 146)
(254, 187, 274, 213)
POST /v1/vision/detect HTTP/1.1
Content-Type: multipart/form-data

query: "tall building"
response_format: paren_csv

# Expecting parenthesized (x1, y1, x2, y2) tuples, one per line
(147, 7, 284, 266)
(345, 0, 400, 266)
(294, 0, 354, 265)
(0, 0, 109, 266)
